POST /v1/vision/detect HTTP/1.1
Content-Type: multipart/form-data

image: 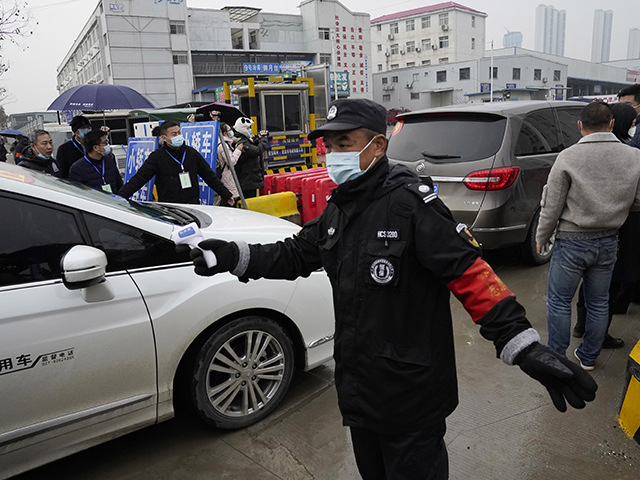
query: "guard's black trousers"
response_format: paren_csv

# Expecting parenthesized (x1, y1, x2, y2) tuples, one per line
(350, 423, 448, 480)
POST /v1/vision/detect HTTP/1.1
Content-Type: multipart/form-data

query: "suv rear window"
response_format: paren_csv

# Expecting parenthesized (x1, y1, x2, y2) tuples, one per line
(387, 113, 507, 163)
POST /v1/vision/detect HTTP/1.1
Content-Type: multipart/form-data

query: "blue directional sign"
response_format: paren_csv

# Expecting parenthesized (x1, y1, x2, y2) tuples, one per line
(330, 71, 350, 98)
(243, 63, 280, 74)
(180, 121, 219, 205)
(124, 137, 158, 202)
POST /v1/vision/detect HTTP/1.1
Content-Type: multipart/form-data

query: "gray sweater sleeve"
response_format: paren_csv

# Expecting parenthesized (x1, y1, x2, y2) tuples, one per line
(536, 161, 570, 245)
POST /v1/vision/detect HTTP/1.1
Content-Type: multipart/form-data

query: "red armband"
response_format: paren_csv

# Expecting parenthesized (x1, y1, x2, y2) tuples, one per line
(447, 257, 514, 323)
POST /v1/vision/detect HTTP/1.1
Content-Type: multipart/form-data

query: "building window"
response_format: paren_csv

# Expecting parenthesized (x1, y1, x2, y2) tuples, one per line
(392, 75, 399, 82)
(318, 27, 330, 40)
(439, 36, 449, 48)
(319, 53, 331, 64)
(383, 94, 391, 102)
(382, 77, 388, 84)
(172, 53, 189, 65)
(422, 38, 431, 51)
(407, 62, 415, 67)
(390, 44, 399, 54)
(377, 44, 383, 51)
(553, 70, 561, 81)
(437, 70, 447, 82)
(390, 23, 399, 34)
(413, 73, 419, 81)
(534, 68, 542, 80)
(391, 65, 399, 70)
(439, 13, 449, 26)
(472, 16, 476, 28)
(439, 57, 449, 64)
(513, 67, 521, 80)
(376, 25, 382, 31)
(460, 67, 471, 80)
(422, 16, 431, 28)
(471, 38, 475, 50)
(411, 92, 420, 100)
(422, 59, 431, 65)
(378, 64, 383, 71)
(406, 41, 415, 53)
(406, 19, 415, 32)
(170, 20, 185, 34)
(489, 67, 498, 78)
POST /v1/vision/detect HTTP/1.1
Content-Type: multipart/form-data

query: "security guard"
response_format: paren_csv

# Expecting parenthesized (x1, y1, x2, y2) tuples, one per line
(183, 99, 597, 479)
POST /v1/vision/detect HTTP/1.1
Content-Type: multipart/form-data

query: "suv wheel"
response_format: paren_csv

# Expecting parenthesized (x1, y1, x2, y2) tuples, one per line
(521, 211, 556, 265)
(190, 316, 295, 429)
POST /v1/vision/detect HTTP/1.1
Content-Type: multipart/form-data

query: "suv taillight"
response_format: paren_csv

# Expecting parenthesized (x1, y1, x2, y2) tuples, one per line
(463, 167, 520, 191)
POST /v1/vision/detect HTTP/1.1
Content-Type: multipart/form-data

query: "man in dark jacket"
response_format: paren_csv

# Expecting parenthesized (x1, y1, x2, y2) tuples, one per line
(119, 121, 233, 205)
(55, 115, 92, 179)
(17, 130, 61, 175)
(68, 129, 122, 193)
(182, 99, 598, 479)
(12, 135, 30, 162)
(233, 117, 267, 198)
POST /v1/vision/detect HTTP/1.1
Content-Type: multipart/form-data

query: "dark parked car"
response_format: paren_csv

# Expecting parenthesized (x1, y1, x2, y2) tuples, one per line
(387, 101, 585, 265)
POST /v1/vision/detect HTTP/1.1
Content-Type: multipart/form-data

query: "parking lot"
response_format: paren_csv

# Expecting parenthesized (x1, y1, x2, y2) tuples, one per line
(13, 247, 640, 480)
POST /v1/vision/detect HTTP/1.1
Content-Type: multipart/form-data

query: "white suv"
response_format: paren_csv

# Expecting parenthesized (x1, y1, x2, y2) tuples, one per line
(0, 163, 335, 477)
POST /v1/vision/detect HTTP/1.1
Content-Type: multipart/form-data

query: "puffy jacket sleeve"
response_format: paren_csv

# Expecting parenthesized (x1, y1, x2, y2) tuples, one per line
(118, 154, 159, 199)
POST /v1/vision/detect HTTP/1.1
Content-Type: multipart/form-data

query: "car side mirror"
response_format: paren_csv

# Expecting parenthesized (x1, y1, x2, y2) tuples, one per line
(61, 245, 107, 291)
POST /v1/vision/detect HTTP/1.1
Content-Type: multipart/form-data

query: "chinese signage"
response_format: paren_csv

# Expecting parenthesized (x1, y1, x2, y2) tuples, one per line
(505, 83, 516, 89)
(627, 68, 640, 83)
(124, 137, 158, 202)
(180, 121, 219, 205)
(280, 60, 313, 74)
(480, 83, 492, 92)
(243, 63, 280, 74)
(555, 84, 564, 100)
(334, 14, 369, 96)
(330, 71, 350, 98)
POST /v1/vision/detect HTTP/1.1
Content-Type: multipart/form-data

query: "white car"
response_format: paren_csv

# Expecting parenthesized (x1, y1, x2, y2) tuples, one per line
(0, 163, 335, 478)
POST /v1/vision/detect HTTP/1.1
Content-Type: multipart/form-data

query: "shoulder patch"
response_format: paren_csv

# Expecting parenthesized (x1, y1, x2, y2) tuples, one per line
(405, 178, 438, 205)
(456, 223, 481, 248)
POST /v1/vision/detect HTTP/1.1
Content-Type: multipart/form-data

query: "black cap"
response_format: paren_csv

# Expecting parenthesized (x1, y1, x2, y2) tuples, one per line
(70, 115, 91, 132)
(308, 99, 387, 140)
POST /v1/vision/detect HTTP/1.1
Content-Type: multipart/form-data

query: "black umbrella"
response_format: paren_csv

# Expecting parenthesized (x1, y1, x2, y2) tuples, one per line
(195, 102, 247, 126)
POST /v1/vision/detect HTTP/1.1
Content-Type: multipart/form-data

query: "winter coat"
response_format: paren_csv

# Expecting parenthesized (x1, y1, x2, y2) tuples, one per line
(216, 137, 241, 198)
(55, 137, 86, 179)
(17, 148, 62, 176)
(234, 133, 266, 191)
(68, 154, 123, 193)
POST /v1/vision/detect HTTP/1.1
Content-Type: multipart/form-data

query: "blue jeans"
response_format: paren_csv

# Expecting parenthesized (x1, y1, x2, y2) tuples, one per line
(547, 237, 617, 364)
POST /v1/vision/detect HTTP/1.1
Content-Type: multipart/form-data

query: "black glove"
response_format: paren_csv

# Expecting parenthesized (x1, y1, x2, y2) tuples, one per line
(515, 342, 598, 412)
(176, 239, 239, 276)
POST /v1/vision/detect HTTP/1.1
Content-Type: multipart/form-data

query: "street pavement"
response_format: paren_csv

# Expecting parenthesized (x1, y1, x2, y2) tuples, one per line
(14, 247, 640, 479)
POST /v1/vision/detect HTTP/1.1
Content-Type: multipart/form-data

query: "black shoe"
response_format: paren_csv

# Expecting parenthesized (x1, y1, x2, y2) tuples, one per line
(572, 326, 584, 338)
(602, 334, 624, 349)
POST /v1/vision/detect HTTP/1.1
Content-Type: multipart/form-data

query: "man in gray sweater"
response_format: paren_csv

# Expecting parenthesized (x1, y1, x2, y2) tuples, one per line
(536, 101, 640, 370)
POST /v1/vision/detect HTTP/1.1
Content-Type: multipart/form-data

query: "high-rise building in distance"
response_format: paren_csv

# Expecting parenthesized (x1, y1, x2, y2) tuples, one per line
(591, 9, 613, 63)
(503, 31, 523, 48)
(534, 4, 565, 56)
(629, 28, 640, 59)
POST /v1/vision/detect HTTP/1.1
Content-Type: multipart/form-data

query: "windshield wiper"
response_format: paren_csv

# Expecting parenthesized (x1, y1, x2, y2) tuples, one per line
(421, 151, 461, 159)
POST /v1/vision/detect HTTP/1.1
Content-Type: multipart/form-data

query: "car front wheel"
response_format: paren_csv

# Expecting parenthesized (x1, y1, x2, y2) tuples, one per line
(190, 316, 295, 429)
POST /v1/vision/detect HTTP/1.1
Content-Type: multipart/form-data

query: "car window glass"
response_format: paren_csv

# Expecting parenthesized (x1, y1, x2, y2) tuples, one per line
(0, 196, 83, 287)
(83, 213, 190, 272)
(387, 113, 507, 163)
(515, 109, 560, 156)
(555, 108, 584, 148)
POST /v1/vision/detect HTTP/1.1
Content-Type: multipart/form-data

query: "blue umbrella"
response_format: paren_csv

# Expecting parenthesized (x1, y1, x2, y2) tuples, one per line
(47, 84, 155, 111)
(0, 129, 27, 137)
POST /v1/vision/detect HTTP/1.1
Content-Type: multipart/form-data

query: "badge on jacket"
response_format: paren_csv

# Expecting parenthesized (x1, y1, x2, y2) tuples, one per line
(456, 223, 480, 248)
(370, 258, 395, 284)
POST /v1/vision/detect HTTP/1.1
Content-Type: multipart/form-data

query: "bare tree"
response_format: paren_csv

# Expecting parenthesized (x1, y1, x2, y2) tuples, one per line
(0, 1, 37, 76)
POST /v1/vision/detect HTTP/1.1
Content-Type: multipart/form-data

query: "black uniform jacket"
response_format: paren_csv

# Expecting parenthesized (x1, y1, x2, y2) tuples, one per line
(55, 138, 85, 179)
(118, 144, 232, 204)
(240, 157, 532, 434)
(234, 133, 265, 191)
(17, 149, 62, 176)
(68, 154, 123, 193)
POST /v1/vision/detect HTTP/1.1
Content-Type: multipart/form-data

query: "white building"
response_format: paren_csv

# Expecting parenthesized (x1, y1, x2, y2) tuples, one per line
(370, 2, 486, 74)
(56, 0, 372, 108)
(535, 4, 566, 57)
(628, 28, 640, 60)
(591, 9, 613, 63)
(503, 31, 523, 49)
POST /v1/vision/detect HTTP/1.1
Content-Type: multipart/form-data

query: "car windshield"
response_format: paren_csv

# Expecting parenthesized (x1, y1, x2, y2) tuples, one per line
(30, 173, 196, 226)
(387, 112, 507, 163)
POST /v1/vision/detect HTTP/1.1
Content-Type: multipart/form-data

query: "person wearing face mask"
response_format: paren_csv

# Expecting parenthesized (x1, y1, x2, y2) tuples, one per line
(618, 84, 640, 149)
(119, 121, 233, 205)
(55, 115, 92, 179)
(67, 130, 122, 193)
(17, 130, 61, 175)
(214, 122, 242, 205)
(178, 98, 599, 480)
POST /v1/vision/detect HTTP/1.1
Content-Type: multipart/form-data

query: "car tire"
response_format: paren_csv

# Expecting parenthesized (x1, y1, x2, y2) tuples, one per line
(521, 210, 555, 265)
(190, 316, 295, 429)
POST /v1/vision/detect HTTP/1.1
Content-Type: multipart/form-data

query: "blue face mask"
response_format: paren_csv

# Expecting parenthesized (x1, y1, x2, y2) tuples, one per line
(33, 146, 51, 160)
(102, 144, 112, 156)
(78, 128, 91, 139)
(170, 135, 184, 148)
(326, 137, 377, 185)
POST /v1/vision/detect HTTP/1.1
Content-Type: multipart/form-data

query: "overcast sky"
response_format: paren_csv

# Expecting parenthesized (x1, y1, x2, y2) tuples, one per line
(0, 0, 637, 114)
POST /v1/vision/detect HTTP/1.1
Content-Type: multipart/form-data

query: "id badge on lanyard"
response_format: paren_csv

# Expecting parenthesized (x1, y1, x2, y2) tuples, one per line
(179, 171, 192, 189)
(101, 184, 113, 193)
